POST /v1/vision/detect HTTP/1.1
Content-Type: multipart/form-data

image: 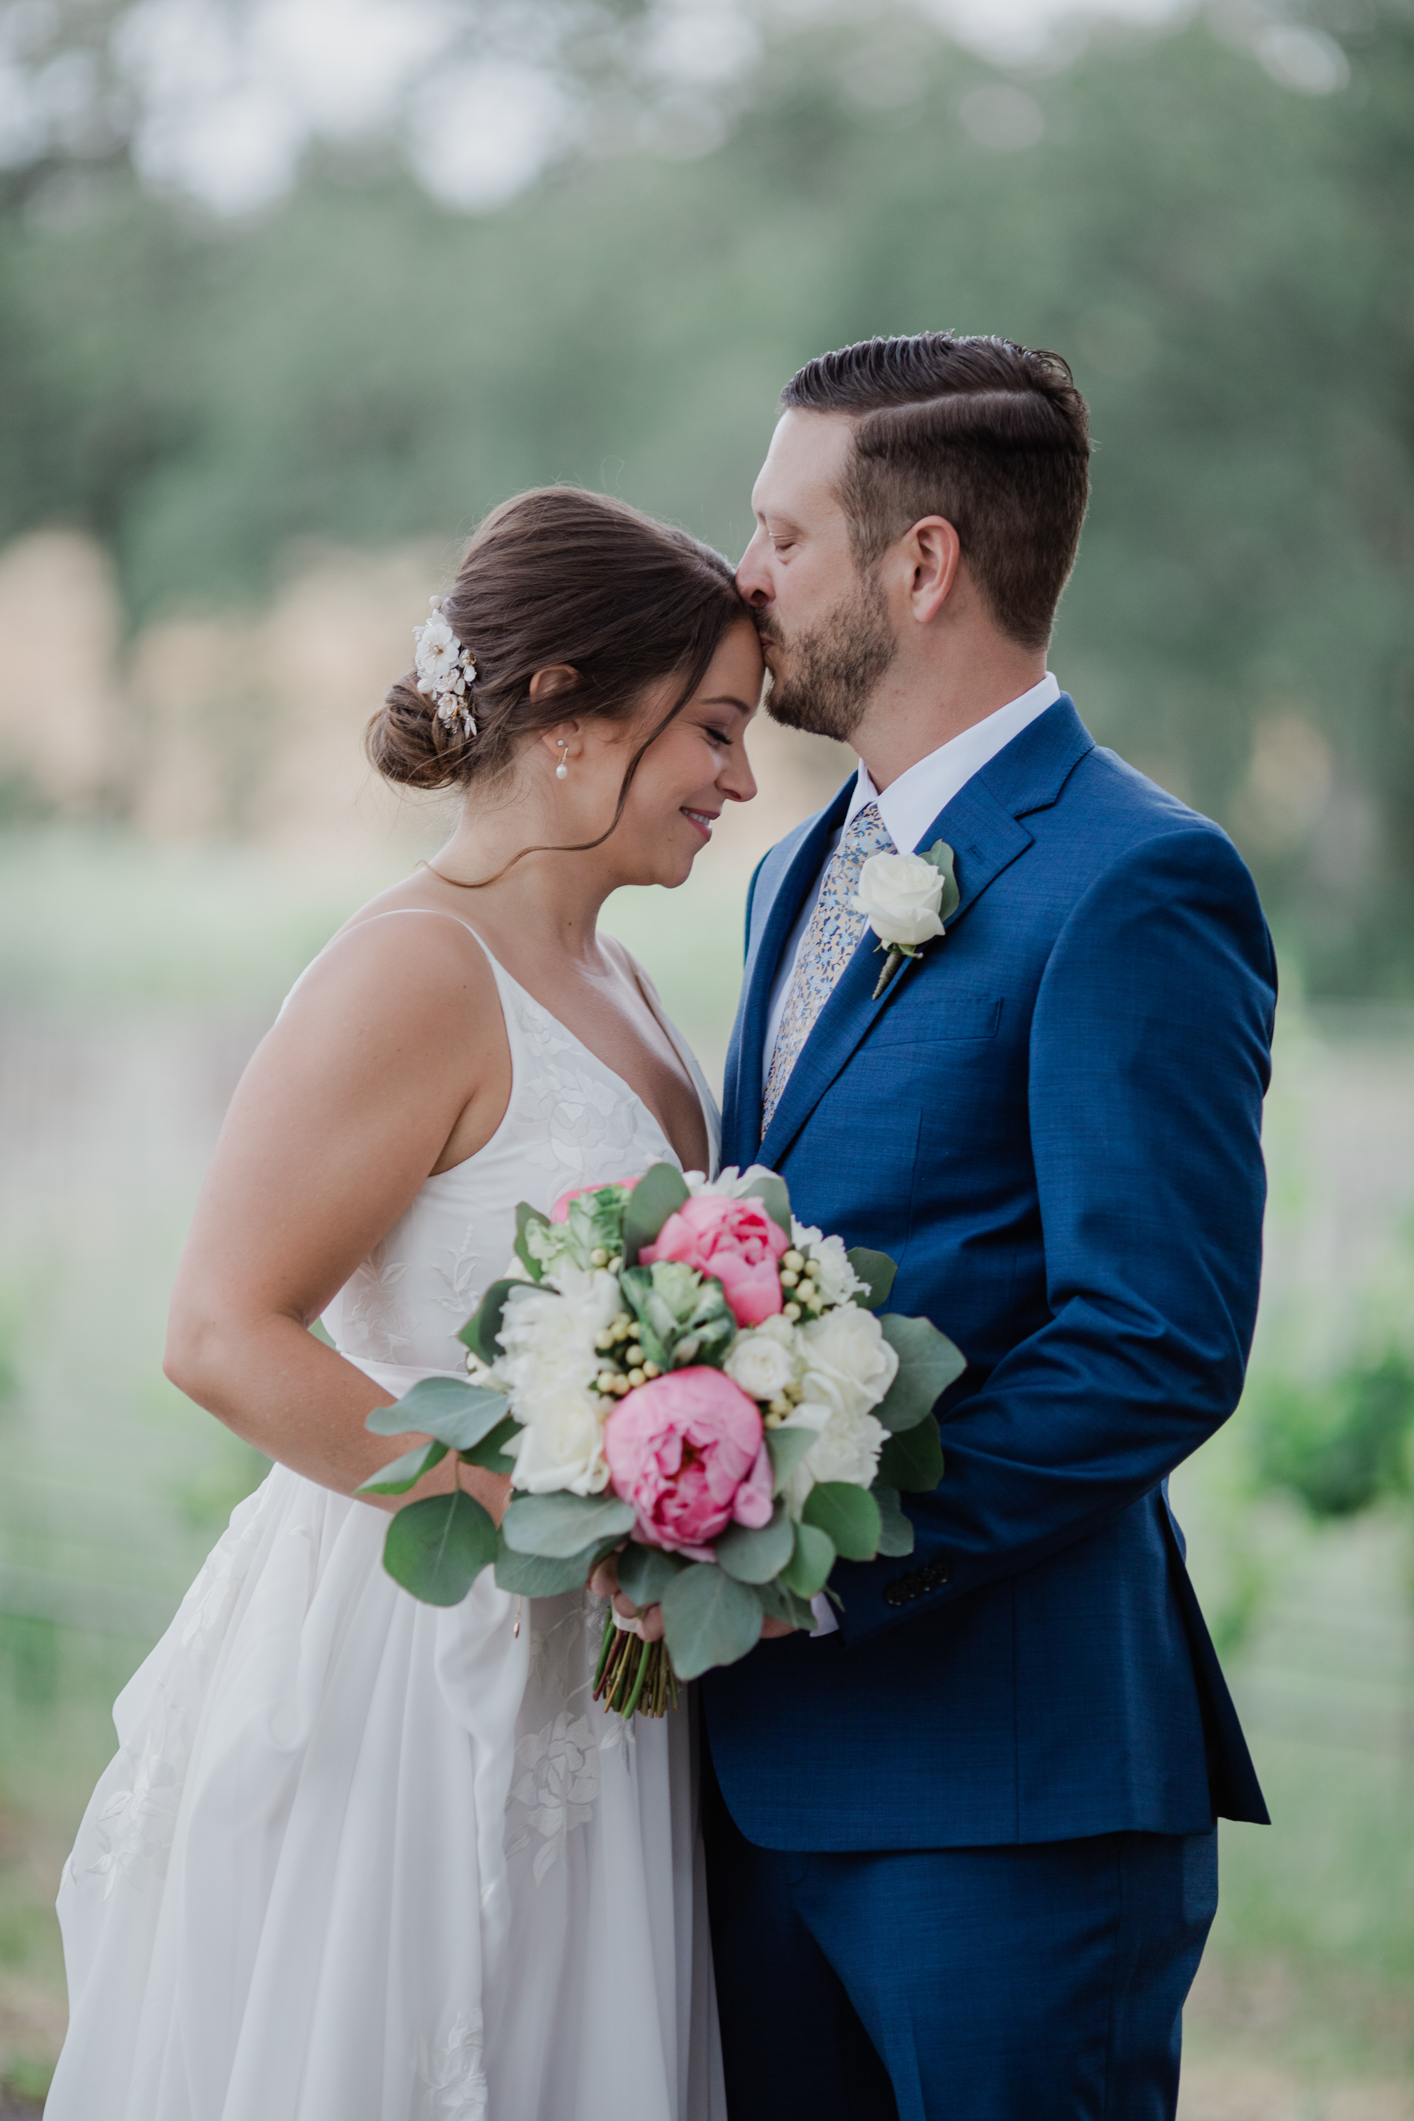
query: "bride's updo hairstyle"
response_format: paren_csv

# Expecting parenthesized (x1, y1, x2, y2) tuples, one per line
(368, 488, 745, 859)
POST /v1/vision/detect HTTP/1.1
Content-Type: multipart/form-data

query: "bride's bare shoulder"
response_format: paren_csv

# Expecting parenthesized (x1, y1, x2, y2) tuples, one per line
(282, 887, 499, 1040)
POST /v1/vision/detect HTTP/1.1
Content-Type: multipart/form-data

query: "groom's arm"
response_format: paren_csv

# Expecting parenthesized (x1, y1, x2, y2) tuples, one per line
(838, 822, 1277, 1645)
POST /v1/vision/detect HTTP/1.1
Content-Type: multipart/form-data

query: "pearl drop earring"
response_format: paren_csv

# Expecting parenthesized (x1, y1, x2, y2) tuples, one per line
(555, 742, 570, 781)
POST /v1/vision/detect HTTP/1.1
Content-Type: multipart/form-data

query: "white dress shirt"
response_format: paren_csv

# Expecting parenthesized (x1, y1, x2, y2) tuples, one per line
(761, 673, 1060, 1079)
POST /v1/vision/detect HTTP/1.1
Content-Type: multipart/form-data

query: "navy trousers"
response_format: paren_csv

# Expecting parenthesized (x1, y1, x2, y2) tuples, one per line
(703, 1759, 1218, 2121)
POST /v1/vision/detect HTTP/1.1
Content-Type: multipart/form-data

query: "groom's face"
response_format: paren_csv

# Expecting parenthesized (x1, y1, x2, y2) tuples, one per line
(737, 409, 897, 743)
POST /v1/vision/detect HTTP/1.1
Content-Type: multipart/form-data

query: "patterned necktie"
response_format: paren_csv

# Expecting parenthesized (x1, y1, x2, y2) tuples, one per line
(761, 802, 896, 1133)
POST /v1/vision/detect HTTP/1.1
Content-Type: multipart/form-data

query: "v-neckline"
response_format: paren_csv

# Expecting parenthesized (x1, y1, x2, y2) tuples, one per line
(457, 922, 715, 1177)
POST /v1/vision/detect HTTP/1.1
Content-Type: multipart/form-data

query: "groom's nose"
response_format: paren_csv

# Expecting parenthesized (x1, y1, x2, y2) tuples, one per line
(735, 529, 772, 608)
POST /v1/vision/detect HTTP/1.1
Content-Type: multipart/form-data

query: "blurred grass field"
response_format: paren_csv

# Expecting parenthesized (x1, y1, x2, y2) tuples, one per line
(1, 824, 1412, 2115)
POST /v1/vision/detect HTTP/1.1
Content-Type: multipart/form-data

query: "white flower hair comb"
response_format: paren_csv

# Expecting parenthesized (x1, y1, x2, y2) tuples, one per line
(413, 597, 478, 741)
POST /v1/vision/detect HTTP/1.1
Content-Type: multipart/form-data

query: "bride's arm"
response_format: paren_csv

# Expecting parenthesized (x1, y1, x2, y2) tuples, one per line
(164, 911, 511, 1517)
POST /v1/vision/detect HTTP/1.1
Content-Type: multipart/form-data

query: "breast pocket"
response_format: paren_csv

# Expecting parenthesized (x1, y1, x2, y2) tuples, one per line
(866, 988, 1003, 1050)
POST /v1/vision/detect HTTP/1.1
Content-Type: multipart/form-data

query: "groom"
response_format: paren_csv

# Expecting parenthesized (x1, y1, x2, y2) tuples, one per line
(698, 333, 1275, 2120)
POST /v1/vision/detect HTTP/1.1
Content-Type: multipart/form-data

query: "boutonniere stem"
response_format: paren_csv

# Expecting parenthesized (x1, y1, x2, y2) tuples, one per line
(852, 841, 961, 1000)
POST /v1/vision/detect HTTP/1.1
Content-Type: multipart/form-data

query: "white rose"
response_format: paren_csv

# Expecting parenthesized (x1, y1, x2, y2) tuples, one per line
(852, 851, 946, 948)
(724, 1326, 798, 1402)
(798, 1304, 898, 1421)
(508, 1383, 609, 1495)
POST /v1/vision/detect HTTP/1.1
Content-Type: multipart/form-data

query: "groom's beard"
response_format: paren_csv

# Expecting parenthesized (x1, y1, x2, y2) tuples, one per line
(760, 569, 898, 744)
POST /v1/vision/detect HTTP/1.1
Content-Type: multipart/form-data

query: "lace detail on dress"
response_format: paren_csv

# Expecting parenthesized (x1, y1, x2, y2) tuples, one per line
(430, 1221, 487, 1321)
(76, 1496, 271, 1899)
(82, 1707, 183, 1898)
(505, 1593, 630, 1885)
(506, 1714, 603, 1885)
(415, 2010, 489, 2119)
(515, 994, 669, 1194)
(339, 1237, 414, 1362)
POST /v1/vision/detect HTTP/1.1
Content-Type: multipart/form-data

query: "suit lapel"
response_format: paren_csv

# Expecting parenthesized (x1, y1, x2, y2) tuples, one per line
(723, 783, 853, 1166)
(756, 697, 1094, 1168)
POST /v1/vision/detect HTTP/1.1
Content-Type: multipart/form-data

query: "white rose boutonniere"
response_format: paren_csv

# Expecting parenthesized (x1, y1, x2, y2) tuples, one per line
(853, 839, 961, 999)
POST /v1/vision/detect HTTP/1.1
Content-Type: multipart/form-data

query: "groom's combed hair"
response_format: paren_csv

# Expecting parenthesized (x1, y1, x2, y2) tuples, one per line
(782, 333, 1090, 651)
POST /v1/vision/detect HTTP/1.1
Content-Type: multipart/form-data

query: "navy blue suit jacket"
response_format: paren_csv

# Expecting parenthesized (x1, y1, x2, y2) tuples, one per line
(701, 697, 1274, 1851)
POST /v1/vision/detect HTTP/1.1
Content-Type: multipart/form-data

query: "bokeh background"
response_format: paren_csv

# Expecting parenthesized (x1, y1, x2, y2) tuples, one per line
(1, 0, 1412, 2111)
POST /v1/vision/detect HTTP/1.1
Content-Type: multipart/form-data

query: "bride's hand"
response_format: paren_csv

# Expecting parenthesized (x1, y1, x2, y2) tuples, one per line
(588, 1554, 795, 1642)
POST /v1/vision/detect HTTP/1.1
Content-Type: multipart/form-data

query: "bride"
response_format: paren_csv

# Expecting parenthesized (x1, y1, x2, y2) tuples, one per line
(46, 487, 762, 2121)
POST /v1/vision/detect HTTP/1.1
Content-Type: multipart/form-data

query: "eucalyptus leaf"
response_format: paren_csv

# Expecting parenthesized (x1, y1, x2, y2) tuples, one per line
(714, 1504, 796, 1584)
(622, 1163, 690, 1266)
(847, 1247, 896, 1311)
(458, 1413, 520, 1474)
(739, 1171, 792, 1239)
(382, 1489, 498, 1606)
(365, 1377, 511, 1452)
(514, 1202, 551, 1281)
(874, 1314, 966, 1433)
(756, 1578, 819, 1631)
(502, 1490, 636, 1558)
(357, 1438, 448, 1496)
(660, 1565, 764, 1680)
(802, 1481, 882, 1562)
(920, 840, 961, 922)
(493, 1537, 600, 1597)
(871, 1481, 915, 1557)
(878, 1415, 946, 1493)
(780, 1521, 836, 1599)
(765, 1425, 815, 1493)
(616, 1542, 687, 1607)
(459, 1278, 521, 1365)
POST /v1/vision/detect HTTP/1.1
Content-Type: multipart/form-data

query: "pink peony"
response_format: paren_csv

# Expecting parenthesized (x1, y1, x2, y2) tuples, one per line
(603, 1367, 774, 1561)
(550, 1176, 639, 1225)
(640, 1194, 788, 1327)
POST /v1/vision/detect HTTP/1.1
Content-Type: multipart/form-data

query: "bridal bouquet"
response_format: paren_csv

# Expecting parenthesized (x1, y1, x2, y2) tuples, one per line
(361, 1164, 963, 1714)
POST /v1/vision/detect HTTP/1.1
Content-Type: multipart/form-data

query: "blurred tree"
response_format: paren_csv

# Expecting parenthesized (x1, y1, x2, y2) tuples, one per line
(1253, 1351, 1414, 1519)
(0, 0, 1411, 991)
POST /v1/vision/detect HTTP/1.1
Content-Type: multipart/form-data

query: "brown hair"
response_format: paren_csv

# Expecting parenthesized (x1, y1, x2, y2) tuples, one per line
(781, 333, 1090, 651)
(368, 487, 745, 857)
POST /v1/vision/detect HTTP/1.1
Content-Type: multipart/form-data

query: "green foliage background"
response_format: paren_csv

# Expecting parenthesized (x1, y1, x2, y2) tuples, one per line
(1, 1, 1412, 990)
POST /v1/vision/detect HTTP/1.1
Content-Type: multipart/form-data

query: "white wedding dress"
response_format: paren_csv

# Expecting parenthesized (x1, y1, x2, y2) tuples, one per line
(47, 922, 728, 2121)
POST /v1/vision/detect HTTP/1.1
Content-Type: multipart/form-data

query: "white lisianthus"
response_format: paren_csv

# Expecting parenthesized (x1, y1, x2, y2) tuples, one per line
(796, 1228, 865, 1309)
(798, 1304, 898, 1421)
(776, 1395, 888, 1515)
(687, 1163, 776, 1200)
(494, 1267, 620, 1493)
(852, 850, 946, 949)
(724, 1324, 799, 1402)
(798, 1402, 890, 1504)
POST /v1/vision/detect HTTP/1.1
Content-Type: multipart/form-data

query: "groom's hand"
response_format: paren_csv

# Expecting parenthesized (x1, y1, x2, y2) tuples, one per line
(588, 1554, 795, 1641)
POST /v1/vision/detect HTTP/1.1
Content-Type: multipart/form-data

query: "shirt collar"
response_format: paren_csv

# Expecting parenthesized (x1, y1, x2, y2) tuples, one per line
(846, 672, 1061, 854)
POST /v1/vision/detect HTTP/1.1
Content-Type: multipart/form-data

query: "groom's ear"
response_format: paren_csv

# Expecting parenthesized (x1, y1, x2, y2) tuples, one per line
(900, 517, 962, 625)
